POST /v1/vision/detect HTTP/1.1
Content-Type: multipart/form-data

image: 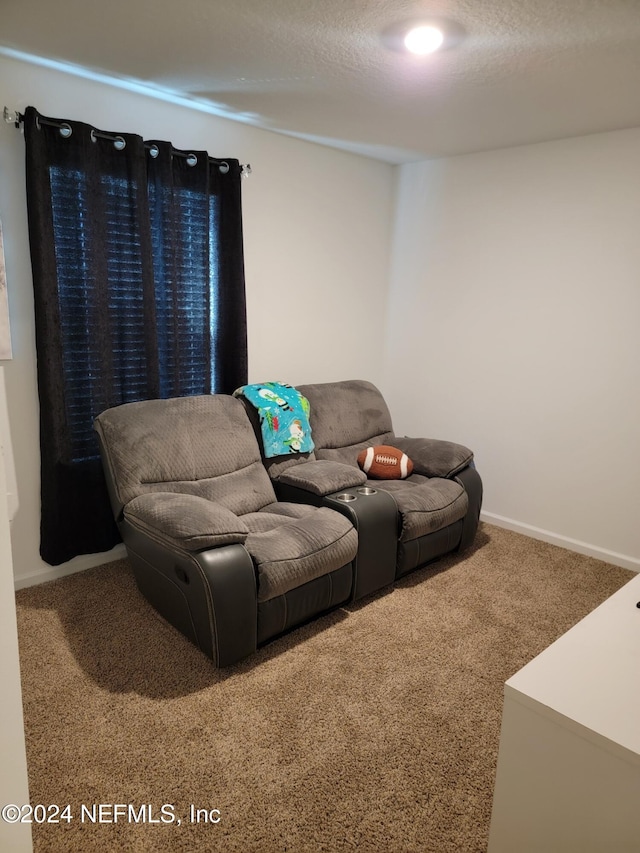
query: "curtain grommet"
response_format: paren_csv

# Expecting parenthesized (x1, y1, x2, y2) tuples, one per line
(186, 153, 198, 167)
(113, 136, 126, 151)
(218, 161, 230, 174)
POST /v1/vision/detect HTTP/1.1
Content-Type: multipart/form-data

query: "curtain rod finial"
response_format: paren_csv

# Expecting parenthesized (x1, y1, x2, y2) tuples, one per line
(3, 107, 22, 127)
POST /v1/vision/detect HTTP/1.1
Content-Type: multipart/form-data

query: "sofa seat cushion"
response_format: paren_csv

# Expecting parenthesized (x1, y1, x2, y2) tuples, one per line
(242, 501, 317, 534)
(370, 475, 469, 542)
(243, 506, 357, 602)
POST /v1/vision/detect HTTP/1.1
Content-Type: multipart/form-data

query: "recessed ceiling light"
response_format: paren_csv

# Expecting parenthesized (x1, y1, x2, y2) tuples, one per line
(404, 25, 444, 55)
(380, 18, 465, 55)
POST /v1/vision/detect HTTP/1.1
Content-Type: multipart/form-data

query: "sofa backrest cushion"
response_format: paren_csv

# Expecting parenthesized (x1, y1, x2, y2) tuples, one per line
(94, 394, 276, 518)
(297, 380, 395, 460)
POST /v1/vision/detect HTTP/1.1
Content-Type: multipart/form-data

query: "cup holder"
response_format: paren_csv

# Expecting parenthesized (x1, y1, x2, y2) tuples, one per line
(335, 492, 357, 502)
(357, 487, 377, 495)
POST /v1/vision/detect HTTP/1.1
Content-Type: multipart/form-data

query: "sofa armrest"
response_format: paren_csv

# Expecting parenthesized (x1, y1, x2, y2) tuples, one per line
(121, 522, 257, 666)
(124, 492, 249, 552)
(392, 436, 474, 479)
(276, 460, 366, 496)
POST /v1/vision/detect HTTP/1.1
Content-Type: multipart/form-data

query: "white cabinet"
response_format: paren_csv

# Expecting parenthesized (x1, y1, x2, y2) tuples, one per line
(488, 572, 640, 853)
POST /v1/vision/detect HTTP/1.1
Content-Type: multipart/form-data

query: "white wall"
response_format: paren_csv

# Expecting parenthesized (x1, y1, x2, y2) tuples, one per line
(385, 130, 640, 570)
(0, 53, 396, 587)
(0, 371, 32, 852)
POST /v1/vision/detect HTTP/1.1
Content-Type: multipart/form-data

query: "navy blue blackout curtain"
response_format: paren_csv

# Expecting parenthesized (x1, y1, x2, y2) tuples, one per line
(23, 106, 248, 565)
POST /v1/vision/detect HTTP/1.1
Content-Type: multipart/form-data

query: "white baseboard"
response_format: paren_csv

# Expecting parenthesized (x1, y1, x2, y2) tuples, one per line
(13, 543, 127, 590)
(481, 511, 640, 574)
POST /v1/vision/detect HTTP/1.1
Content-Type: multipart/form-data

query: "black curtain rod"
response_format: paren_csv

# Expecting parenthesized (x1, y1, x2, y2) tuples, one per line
(3, 106, 252, 176)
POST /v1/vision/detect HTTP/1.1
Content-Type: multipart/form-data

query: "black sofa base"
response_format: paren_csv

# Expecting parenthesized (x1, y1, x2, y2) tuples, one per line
(396, 465, 483, 577)
(122, 523, 354, 668)
(123, 525, 257, 667)
(257, 563, 353, 645)
(396, 520, 464, 578)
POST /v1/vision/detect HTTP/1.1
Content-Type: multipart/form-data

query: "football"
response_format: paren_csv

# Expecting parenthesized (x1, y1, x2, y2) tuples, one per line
(357, 445, 413, 480)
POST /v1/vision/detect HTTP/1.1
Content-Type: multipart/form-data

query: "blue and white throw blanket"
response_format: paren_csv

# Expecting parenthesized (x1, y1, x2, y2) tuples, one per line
(234, 381, 315, 458)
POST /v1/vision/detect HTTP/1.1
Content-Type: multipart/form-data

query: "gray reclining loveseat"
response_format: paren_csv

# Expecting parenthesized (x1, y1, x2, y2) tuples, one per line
(94, 393, 357, 667)
(95, 380, 482, 667)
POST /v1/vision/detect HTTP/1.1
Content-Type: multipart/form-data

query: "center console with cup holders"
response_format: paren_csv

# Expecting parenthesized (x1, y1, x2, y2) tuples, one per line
(323, 485, 398, 601)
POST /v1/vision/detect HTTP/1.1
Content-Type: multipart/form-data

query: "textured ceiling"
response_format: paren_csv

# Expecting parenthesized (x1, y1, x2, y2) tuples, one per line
(3, 0, 640, 163)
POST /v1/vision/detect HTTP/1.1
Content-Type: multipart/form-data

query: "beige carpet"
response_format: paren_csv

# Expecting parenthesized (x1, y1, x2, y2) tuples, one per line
(15, 523, 632, 853)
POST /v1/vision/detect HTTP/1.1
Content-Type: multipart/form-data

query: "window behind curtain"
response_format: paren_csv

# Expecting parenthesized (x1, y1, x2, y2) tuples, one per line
(50, 167, 153, 462)
(24, 107, 247, 565)
(148, 182, 215, 399)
